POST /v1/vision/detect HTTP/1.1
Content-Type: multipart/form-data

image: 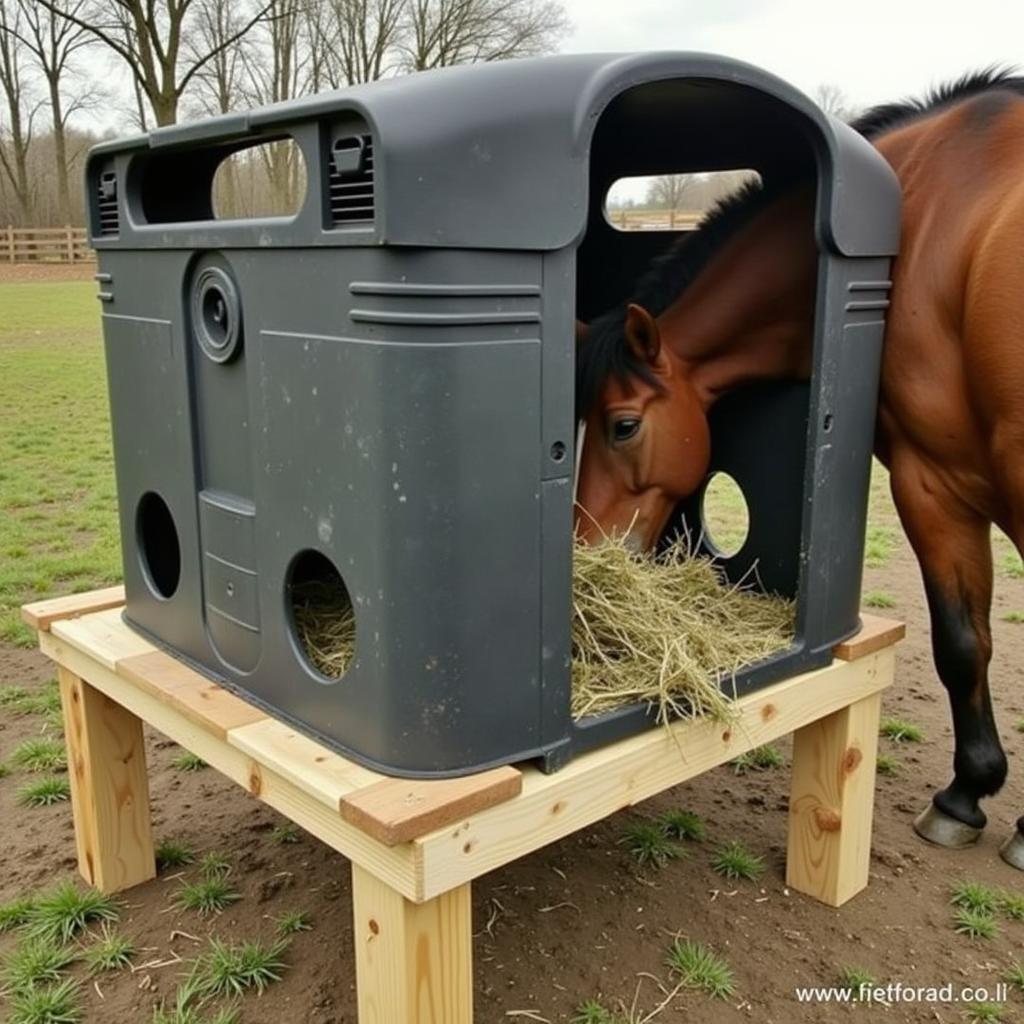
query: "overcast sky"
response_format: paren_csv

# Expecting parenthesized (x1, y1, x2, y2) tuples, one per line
(561, 0, 1021, 110)
(78, 0, 1020, 136)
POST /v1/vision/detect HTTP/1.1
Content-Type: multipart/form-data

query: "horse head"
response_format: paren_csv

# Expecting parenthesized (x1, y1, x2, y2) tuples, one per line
(574, 303, 711, 551)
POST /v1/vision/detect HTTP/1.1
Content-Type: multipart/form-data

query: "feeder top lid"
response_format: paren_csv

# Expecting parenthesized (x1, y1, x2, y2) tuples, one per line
(89, 51, 899, 256)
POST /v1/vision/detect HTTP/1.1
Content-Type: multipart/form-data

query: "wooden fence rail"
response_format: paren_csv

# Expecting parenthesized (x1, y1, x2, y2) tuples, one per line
(4, 226, 92, 264)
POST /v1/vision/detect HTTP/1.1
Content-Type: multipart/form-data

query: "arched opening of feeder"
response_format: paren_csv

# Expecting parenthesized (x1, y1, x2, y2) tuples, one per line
(136, 491, 181, 599)
(287, 550, 355, 682)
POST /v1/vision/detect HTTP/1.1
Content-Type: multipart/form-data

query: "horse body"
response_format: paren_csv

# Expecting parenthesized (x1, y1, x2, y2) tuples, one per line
(575, 72, 1024, 860)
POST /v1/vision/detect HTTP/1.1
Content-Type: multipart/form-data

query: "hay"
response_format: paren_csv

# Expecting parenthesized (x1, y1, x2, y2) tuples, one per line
(291, 581, 356, 678)
(291, 538, 795, 724)
(571, 536, 794, 723)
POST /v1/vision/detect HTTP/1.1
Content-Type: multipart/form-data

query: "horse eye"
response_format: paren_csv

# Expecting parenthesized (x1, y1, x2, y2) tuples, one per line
(611, 418, 641, 443)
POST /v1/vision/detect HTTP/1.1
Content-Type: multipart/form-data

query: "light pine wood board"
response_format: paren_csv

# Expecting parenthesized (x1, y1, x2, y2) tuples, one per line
(39, 630, 424, 901)
(834, 615, 905, 661)
(352, 864, 473, 1023)
(411, 648, 895, 901)
(21, 586, 126, 632)
(58, 666, 155, 893)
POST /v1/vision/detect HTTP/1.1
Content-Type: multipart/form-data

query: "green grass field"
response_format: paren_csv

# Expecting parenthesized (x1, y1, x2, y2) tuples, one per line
(0, 282, 121, 645)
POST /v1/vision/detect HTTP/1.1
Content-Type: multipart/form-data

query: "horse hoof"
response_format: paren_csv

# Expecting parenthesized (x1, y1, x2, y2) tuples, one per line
(999, 830, 1024, 870)
(913, 803, 984, 848)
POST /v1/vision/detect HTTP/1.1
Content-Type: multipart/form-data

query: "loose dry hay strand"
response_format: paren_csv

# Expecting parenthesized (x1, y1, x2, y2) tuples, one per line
(292, 537, 795, 727)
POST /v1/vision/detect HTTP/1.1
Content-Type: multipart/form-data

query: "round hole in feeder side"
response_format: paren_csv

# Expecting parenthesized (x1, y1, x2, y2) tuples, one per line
(136, 491, 181, 599)
(700, 472, 750, 559)
(286, 549, 356, 683)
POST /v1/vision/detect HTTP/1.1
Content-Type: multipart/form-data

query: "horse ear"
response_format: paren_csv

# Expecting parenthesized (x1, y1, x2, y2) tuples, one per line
(624, 303, 661, 365)
(575, 320, 590, 346)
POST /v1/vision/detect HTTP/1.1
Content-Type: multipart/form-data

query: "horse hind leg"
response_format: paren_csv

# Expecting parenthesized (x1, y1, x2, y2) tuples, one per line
(889, 455, 1006, 848)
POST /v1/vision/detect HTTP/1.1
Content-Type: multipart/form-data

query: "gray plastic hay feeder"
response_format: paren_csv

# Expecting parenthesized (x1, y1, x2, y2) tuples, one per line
(86, 52, 900, 777)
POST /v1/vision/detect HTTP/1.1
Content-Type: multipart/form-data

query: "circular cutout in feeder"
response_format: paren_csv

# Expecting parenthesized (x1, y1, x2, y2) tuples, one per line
(287, 549, 356, 682)
(700, 472, 750, 558)
(136, 491, 181, 599)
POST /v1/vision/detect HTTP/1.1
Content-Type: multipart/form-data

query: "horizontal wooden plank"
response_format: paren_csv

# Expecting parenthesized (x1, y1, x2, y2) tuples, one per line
(413, 648, 895, 900)
(229, 717, 385, 805)
(341, 767, 523, 846)
(38, 630, 422, 900)
(50, 607, 152, 670)
(22, 586, 126, 631)
(118, 650, 267, 741)
(834, 615, 905, 661)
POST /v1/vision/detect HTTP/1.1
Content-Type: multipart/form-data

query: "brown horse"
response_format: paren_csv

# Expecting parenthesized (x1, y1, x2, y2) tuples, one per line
(575, 70, 1024, 866)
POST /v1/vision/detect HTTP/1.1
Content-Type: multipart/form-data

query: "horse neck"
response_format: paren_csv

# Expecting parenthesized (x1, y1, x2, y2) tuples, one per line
(657, 188, 819, 409)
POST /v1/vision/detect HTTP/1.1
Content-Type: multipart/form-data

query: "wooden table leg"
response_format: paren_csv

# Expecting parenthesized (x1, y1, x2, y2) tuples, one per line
(786, 690, 882, 907)
(351, 862, 472, 1024)
(58, 666, 155, 893)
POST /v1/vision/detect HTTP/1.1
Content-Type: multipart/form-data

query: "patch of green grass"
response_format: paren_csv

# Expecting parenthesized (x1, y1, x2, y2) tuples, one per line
(186, 937, 289, 998)
(6, 978, 81, 1024)
(1002, 611, 1024, 624)
(710, 840, 764, 882)
(198, 852, 232, 879)
(1006, 960, 1024, 991)
(0, 281, 121, 648)
(82, 925, 134, 973)
(1015, 718, 1024, 735)
(173, 751, 206, 772)
(1, 935, 78, 992)
(731, 744, 783, 774)
(880, 717, 923, 743)
(275, 910, 312, 936)
(27, 881, 119, 943)
(865, 526, 897, 568)
(665, 938, 736, 999)
(951, 880, 1000, 914)
(863, 590, 896, 609)
(876, 753, 900, 776)
(837, 965, 877, 1000)
(1001, 552, 1024, 579)
(998, 890, 1024, 921)
(0, 761, 9, 778)
(964, 1002, 1006, 1023)
(17, 775, 70, 807)
(571, 1000, 619, 1024)
(618, 821, 685, 868)
(0, 896, 37, 932)
(10, 737, 67, 773)
(155, 840, 196, 871)
(174, 877, 241, 916)
(271, 823, 300, 845)
(0, 684, 31, 707)
(953, 907, 997, 940)
(658, 809, 705, 842)
(151, 988, 239, 1024)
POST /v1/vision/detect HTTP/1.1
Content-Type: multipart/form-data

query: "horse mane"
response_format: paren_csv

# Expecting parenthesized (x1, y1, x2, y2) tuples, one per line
(576, 180, 790, 420)
(851, 66, 1024, 139)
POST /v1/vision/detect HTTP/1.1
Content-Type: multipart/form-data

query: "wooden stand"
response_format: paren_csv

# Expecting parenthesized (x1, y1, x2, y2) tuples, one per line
(22, 591, 902, 1024)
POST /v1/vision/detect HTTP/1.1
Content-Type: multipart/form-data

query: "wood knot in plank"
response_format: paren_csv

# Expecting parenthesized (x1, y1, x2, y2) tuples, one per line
(843, 746, 863, 775)
(368, 918, 380, 937)
(248, 764, 262, 796)
(814, 807, 842, 832)
(761, 703, 777, 722)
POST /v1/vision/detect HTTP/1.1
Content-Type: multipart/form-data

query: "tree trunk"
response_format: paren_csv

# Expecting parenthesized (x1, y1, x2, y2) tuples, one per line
(48, 75, 71, 224)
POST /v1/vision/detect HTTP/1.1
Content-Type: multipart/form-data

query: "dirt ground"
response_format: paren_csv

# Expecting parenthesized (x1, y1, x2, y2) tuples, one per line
(2, 535, 1024, 1023)
(0, 261, 97, 283)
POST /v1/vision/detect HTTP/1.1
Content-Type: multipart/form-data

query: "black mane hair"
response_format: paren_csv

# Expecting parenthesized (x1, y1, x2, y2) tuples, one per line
(851, 66, 1024, 139)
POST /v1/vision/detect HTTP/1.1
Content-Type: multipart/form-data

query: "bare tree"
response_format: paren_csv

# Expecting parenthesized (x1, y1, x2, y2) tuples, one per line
(12, 0, 96, 223)
(401, 0, 569, 71)
(186, 0, 254, 116)
(646, 173, 694, 229)
(36, 0, 274, 125)
(814, 83, 857, 123)
(0, 0, 36, 222)
(333, 0, 403, 84)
